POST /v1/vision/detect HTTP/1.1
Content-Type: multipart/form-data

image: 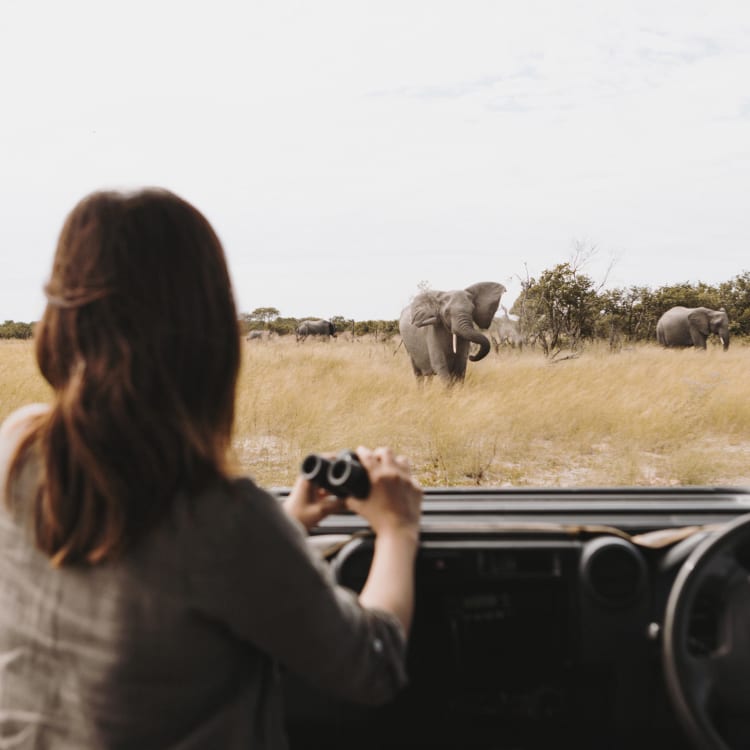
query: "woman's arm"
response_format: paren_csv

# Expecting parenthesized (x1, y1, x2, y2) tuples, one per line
(345, 446, 422, 637)
(185, 452, 421, 706)
(283, 446, 422, 635)
(357, 526, 419, 636)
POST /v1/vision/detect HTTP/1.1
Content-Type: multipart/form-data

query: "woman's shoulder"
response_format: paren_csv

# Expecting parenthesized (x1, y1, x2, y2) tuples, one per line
(0, 405, 48, 513)
(167, 475, 307, 578)
(0, 403, 50, 441)
(175, 475, 294, 541)
(0, 404, 48, 473)
(192, 476, 292, 532)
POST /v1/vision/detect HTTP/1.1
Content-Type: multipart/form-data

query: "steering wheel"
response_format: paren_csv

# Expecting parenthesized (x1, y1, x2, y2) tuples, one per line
(662, 512, 750, 750)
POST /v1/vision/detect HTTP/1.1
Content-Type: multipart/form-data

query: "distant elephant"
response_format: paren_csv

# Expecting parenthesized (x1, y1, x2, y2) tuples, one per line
(295, 319, 337, 342)
(399, 281, 506, 384)
(656, 306, 730, 350)
(246, 330, 265, 341)
(487, 307, 523, 352)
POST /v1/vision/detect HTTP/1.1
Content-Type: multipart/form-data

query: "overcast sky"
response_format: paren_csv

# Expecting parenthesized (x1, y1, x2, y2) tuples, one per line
(1, 0, 749, 322)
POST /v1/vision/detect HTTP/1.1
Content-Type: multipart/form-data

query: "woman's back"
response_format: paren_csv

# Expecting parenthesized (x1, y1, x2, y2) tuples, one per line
(1, 425, 274, 748)
(0, 188, 421, 749)
(0, 420, 408, 749)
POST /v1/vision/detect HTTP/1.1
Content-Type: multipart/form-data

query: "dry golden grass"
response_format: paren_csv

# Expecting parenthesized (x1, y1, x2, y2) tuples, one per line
(3, 337, 750, 489)
(0, 340, 53, 410)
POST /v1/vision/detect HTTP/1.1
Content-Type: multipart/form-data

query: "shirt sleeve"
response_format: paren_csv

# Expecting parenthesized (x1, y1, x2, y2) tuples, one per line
(180, 478, 408, 706)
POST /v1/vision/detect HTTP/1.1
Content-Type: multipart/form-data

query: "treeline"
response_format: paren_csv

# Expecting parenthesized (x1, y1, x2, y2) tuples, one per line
(5, 267, 749, 348)
(240, 269, 750, 352)
(511, 265, 750, 354)
(0, 320, 34, 339)
(239, 309, 399, 338)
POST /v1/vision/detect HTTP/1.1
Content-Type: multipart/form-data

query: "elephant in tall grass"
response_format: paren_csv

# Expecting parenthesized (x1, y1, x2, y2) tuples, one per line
(296, 319, 336, 342)
(399, 282, 506, 385)
(656, 306, 730, 350)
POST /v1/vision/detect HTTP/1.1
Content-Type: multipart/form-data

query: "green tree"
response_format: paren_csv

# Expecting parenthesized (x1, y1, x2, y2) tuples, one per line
(594, 285, 658, 344)
(352, 320, 399, 338)
(651, 282, 720, 316)
(268, 317, 299, 336)
(513, 262, 597, 355)
(718, 271, 750, 337)
(238, 307, 281, 335)
(249, 307, 280, 326)
(330, 316, 354, 336)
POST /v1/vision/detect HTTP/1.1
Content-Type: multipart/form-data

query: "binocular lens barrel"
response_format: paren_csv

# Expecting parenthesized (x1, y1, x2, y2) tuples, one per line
(301, 453, 326, 480)
(328, 452, 370, 498)
(300, 451, 371, 499)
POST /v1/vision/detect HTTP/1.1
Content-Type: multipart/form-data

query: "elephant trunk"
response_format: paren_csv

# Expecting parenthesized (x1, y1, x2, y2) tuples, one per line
(452, 319, 491, 362)
(722, 333, 730, 351)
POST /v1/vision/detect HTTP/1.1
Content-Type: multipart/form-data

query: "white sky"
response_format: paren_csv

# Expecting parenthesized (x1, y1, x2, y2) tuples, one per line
(1, 0, 749, 322)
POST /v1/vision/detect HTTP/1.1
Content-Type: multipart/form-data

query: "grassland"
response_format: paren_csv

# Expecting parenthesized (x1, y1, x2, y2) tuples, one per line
(2, 337, 749, 489)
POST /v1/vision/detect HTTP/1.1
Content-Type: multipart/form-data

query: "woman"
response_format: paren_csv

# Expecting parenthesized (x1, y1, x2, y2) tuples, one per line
(0, 189, 422, 749)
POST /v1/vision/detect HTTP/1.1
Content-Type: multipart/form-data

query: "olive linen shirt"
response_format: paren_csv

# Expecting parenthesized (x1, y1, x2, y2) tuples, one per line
(0, 410, 407, 749)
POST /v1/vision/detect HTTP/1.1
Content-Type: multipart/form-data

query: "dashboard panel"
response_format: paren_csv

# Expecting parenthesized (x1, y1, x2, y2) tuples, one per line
(281, 487, 750, 750)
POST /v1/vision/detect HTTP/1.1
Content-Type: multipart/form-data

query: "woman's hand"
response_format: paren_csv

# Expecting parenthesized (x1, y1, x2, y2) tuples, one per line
(283, 473, 346, 533)
(345, 446, 422, 541)
(284, 446, 422, 537)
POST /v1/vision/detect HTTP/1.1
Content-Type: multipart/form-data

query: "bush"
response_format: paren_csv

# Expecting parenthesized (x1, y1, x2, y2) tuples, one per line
(0, 320, 34, 339)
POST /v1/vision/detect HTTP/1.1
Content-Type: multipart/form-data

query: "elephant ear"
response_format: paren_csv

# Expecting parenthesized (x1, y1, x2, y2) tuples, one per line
(465, 282, 506, 329)
(687, 308, 710, 336)
(410, 291, 443, 327)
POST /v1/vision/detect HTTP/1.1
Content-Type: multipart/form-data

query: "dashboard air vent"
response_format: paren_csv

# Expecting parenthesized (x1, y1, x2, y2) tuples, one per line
(580, 537, 647, 608)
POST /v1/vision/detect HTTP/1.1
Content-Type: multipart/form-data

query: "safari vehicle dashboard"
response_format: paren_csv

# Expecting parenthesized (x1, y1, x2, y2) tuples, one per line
(280, 487, 750, 750)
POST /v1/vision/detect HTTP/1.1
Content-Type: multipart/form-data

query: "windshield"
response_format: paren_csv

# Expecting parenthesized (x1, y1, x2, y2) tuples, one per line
(1, 2, 749, 488)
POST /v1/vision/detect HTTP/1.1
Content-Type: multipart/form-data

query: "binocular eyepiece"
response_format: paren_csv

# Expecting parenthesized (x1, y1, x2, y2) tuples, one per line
(301, 450, 371, 499)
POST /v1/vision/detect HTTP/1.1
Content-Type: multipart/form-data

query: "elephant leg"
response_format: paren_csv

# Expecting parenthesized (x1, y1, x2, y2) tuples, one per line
(430, 355, 456, 384)
(407, 357, 432, 388)
(450, 338, 472, 383)
(451, 359, 467, 382)
(434, 366, 454, 384)
(422, 329, 454, 383)
(689, 328, 707, 349)
(409, 359, 423, 378)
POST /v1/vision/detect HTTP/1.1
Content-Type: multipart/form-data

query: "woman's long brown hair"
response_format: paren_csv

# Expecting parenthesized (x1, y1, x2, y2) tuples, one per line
(6, 189, 240, 565)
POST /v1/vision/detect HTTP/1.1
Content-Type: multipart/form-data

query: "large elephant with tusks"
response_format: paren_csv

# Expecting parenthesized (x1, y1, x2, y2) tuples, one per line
(399, 282, 506, 385)
(656, 306, 730, 350)
(295, 319, 337, 342)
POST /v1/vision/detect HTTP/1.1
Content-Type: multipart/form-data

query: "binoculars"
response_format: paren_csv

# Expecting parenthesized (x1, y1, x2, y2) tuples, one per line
(301, 450, 371, 499)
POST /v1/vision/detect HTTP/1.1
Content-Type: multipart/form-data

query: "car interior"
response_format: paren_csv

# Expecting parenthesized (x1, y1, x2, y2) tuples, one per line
(279, 485, 750, 750)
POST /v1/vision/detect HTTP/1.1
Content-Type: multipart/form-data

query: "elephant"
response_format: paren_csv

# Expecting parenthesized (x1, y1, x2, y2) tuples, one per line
(487, 307, 523, 352)
(246, 330, 265, 341)
(656, 306, 730, 350)
(295, 319, 337, 342)
(399, 281, 506, 384)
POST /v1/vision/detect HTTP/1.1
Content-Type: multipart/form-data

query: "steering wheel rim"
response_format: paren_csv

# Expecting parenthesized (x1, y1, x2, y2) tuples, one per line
(662, 512, 750, 750)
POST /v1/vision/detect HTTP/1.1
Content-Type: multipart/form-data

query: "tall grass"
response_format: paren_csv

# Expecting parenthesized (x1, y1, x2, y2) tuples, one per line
(2, 338, 749, 488)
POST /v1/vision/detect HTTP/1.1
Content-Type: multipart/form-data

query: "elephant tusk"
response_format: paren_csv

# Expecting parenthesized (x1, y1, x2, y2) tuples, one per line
(452, 333, 457, 354)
